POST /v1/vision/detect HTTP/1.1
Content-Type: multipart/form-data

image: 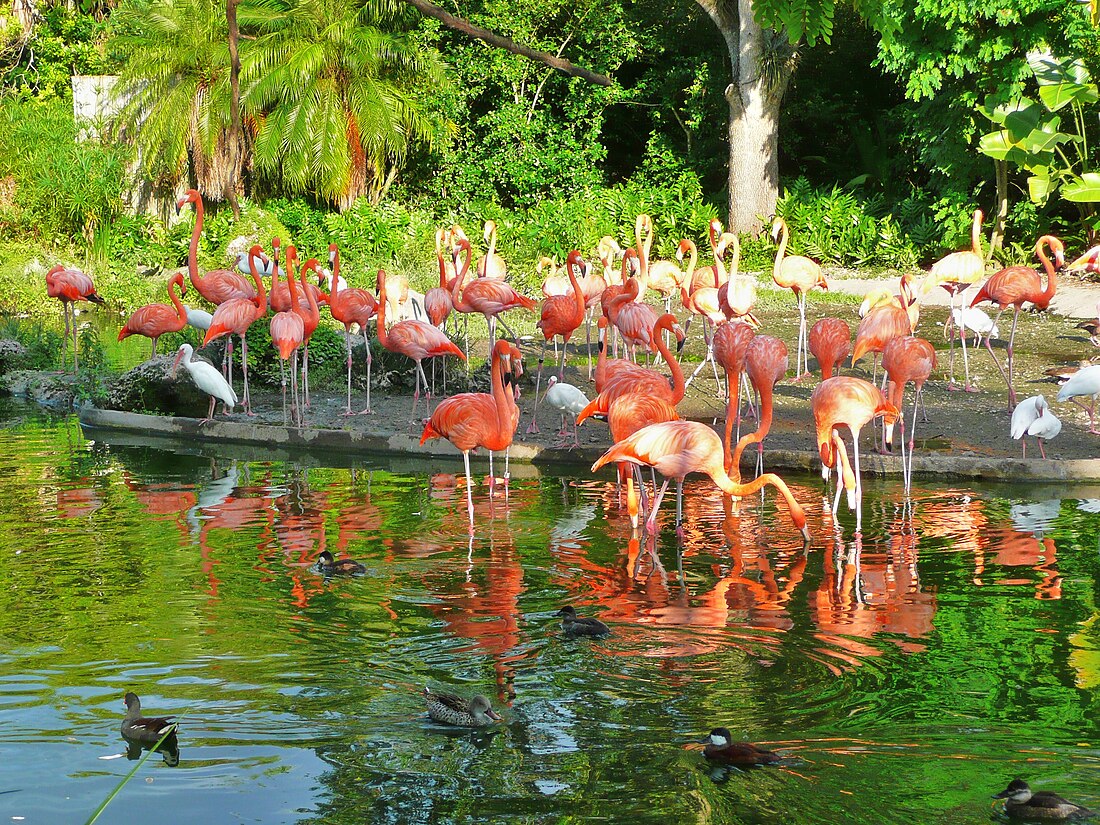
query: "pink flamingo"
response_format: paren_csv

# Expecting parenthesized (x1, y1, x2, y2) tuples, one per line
(377, 269, 467, 423)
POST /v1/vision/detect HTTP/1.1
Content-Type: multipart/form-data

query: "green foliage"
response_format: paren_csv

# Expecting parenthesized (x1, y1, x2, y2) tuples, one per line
(875, 0, 1087, 209)
(0, 318, 63, 370)
(109, 0, 235, 199)
(775, 177, 925, 268)
(0, 99, 127, 256)
(241, 0, 444, 210)
(1, 6, 114, 100)
(978, 51, 1100, 231)
(411, 0, 634, 209)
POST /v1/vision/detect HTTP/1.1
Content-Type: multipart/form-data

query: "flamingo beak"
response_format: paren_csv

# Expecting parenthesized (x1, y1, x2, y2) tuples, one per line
(885, 421, 895, 451)
(799, 525, 810, 543)
(846, 487, 858, 510)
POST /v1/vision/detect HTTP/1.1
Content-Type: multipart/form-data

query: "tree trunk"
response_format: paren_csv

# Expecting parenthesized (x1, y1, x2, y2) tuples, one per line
(226, 0, 242, 219)
(697, 0, 792, 236)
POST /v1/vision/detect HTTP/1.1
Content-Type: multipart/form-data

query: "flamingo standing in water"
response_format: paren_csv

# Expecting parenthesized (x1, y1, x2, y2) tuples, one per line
(771, 216, 828, 378)
(591, 420, 809, 541)
(420, 340, 515, 526)
(450, 236, 535, 359)
(713, 320, 756, 457)
(118, 272, 188, 358)
(45, 264, 105, 372)
(170, 343, 237, 423)
(729, 335, 788, 480)
(882, 336, 937, 493)
(811, 376, 898, 532)
(325, 243, 378, 415)
(921, 209, 986, 388)
(809, 317, 851, 381)
(970, 234, 1063, 409)
(528, 250, 586, 434)
(201, 246, 267, 415)
(378, 269, 466, 423)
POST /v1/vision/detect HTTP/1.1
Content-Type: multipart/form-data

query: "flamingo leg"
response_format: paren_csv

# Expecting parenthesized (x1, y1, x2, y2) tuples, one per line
(72, 307, 80, 374)
(527, 340, 549, 434)
(463, 450, 475, 527)
(290, 350, 301, 428)
(982, 331, 1013, 408)
(60, 303, 70, 372)
(417, 361, 433, 415)
(960, 326, 976, 392)
(342, 328, 354, 415)
(1005, 307, 1021, 409)
(409, 361, 422, 424)
(279, 357, 289, 426)
(361, 330, 373, 414)
(585, 308, 594, 380)
(675, 479, 685, 540)
(945, 294, 958, 389)
(853, 432, 863, 533)
(241, 334, 253, 416)
(647, 478, 670, 536)
(226, 337, 234, 394)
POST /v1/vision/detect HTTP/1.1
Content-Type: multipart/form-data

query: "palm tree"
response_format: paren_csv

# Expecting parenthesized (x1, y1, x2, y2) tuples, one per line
(110, 0, 243, 203)
(241, 0, 444, 210)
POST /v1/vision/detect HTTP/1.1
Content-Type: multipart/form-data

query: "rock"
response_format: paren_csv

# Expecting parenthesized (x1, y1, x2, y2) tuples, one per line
(0, 369, 77, 410)
(0, 339, 29, 375)
(106, 355, 210, 415)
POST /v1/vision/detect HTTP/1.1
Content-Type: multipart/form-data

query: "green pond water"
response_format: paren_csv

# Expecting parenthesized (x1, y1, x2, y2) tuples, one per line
(0, 398, 1098, 824)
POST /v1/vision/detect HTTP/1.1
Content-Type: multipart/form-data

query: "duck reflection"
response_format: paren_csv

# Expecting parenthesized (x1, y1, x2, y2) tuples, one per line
(123, 731, 180, 767)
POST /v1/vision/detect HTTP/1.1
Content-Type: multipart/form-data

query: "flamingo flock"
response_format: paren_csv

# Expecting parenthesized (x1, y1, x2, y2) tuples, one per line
(50, 194, 1100, 535)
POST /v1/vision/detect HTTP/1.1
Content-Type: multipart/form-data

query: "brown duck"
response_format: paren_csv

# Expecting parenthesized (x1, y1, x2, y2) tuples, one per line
(314, 550, 365, 576)
(423, 686, 502, 727)
(556, 605, 610, 636)
(121, 692, 177, 744)
(702, 728, 780, 765)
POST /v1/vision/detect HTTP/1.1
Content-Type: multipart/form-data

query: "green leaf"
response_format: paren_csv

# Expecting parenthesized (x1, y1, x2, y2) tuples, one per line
(978, 130, 1015, 160)
(1062, 172, 1100, 203)
(1027, 50, 1099, 111)
(1027, 173, 1054, 204)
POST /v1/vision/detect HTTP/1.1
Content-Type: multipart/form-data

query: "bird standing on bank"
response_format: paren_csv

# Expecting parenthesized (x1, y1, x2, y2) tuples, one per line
(1011, 395, 1062, 459)
(170, 343, 238, 423)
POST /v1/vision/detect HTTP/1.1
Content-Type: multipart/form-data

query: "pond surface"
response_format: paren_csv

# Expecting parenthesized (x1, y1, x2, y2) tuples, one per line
(0, 398, 1097, 824)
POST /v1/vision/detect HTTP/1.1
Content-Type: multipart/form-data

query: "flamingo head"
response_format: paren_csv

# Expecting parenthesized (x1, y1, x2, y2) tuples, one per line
(482, 219, 496, 241)
(676, 239, 692, 262)
(328, 243, 338, 266)
(770, 217, 784, 243)
(175, 189, 200, 213)
(566, 249, 585, 276)
(170, 272, 186, 296)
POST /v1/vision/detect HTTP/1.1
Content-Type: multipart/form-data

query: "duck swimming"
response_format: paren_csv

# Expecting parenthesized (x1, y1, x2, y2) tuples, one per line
(121, 692, 177, 744)
(314, 550, 365, 575)
(702, 728, 780, 765)
(423, 686, 502, 727)
(993, 779, 1094, 820)
(556, 605, 610, 636)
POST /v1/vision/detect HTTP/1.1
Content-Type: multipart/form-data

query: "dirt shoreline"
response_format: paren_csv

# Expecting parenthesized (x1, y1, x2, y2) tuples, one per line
(15, 267, 1100, 478)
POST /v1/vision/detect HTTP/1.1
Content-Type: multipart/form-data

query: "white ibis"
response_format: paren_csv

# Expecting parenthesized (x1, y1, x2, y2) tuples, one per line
(1057, 364, 1100, 434)
(1011, 395, 1061, 458)
(171, 343, 237, 423)
(544, 376, 589, 447)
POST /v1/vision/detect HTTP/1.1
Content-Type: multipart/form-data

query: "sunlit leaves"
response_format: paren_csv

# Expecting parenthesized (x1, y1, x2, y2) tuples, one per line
(242, 0, 443, 209)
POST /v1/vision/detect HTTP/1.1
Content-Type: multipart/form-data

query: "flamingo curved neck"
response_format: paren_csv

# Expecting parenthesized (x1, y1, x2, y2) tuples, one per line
(330, 250, 342, 299)
(566, 255, 585, 322)
(730, 376, 774, 474)
(248, 253, 267, 309)
(653, 319, 684, 403)
(450, 242, 474, 311)
(375, 276, 391, 345)
(168, 277, 187, 321)
(490, 348, 510, 428)
(1036, 236, 1059, 306)
(772, 221, 788, 280)
(186, 197, 203, 288)
(970, 211, 983, 256)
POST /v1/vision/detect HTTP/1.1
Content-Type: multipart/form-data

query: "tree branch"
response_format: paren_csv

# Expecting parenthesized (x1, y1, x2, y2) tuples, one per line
(400, 0, 613, 87)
